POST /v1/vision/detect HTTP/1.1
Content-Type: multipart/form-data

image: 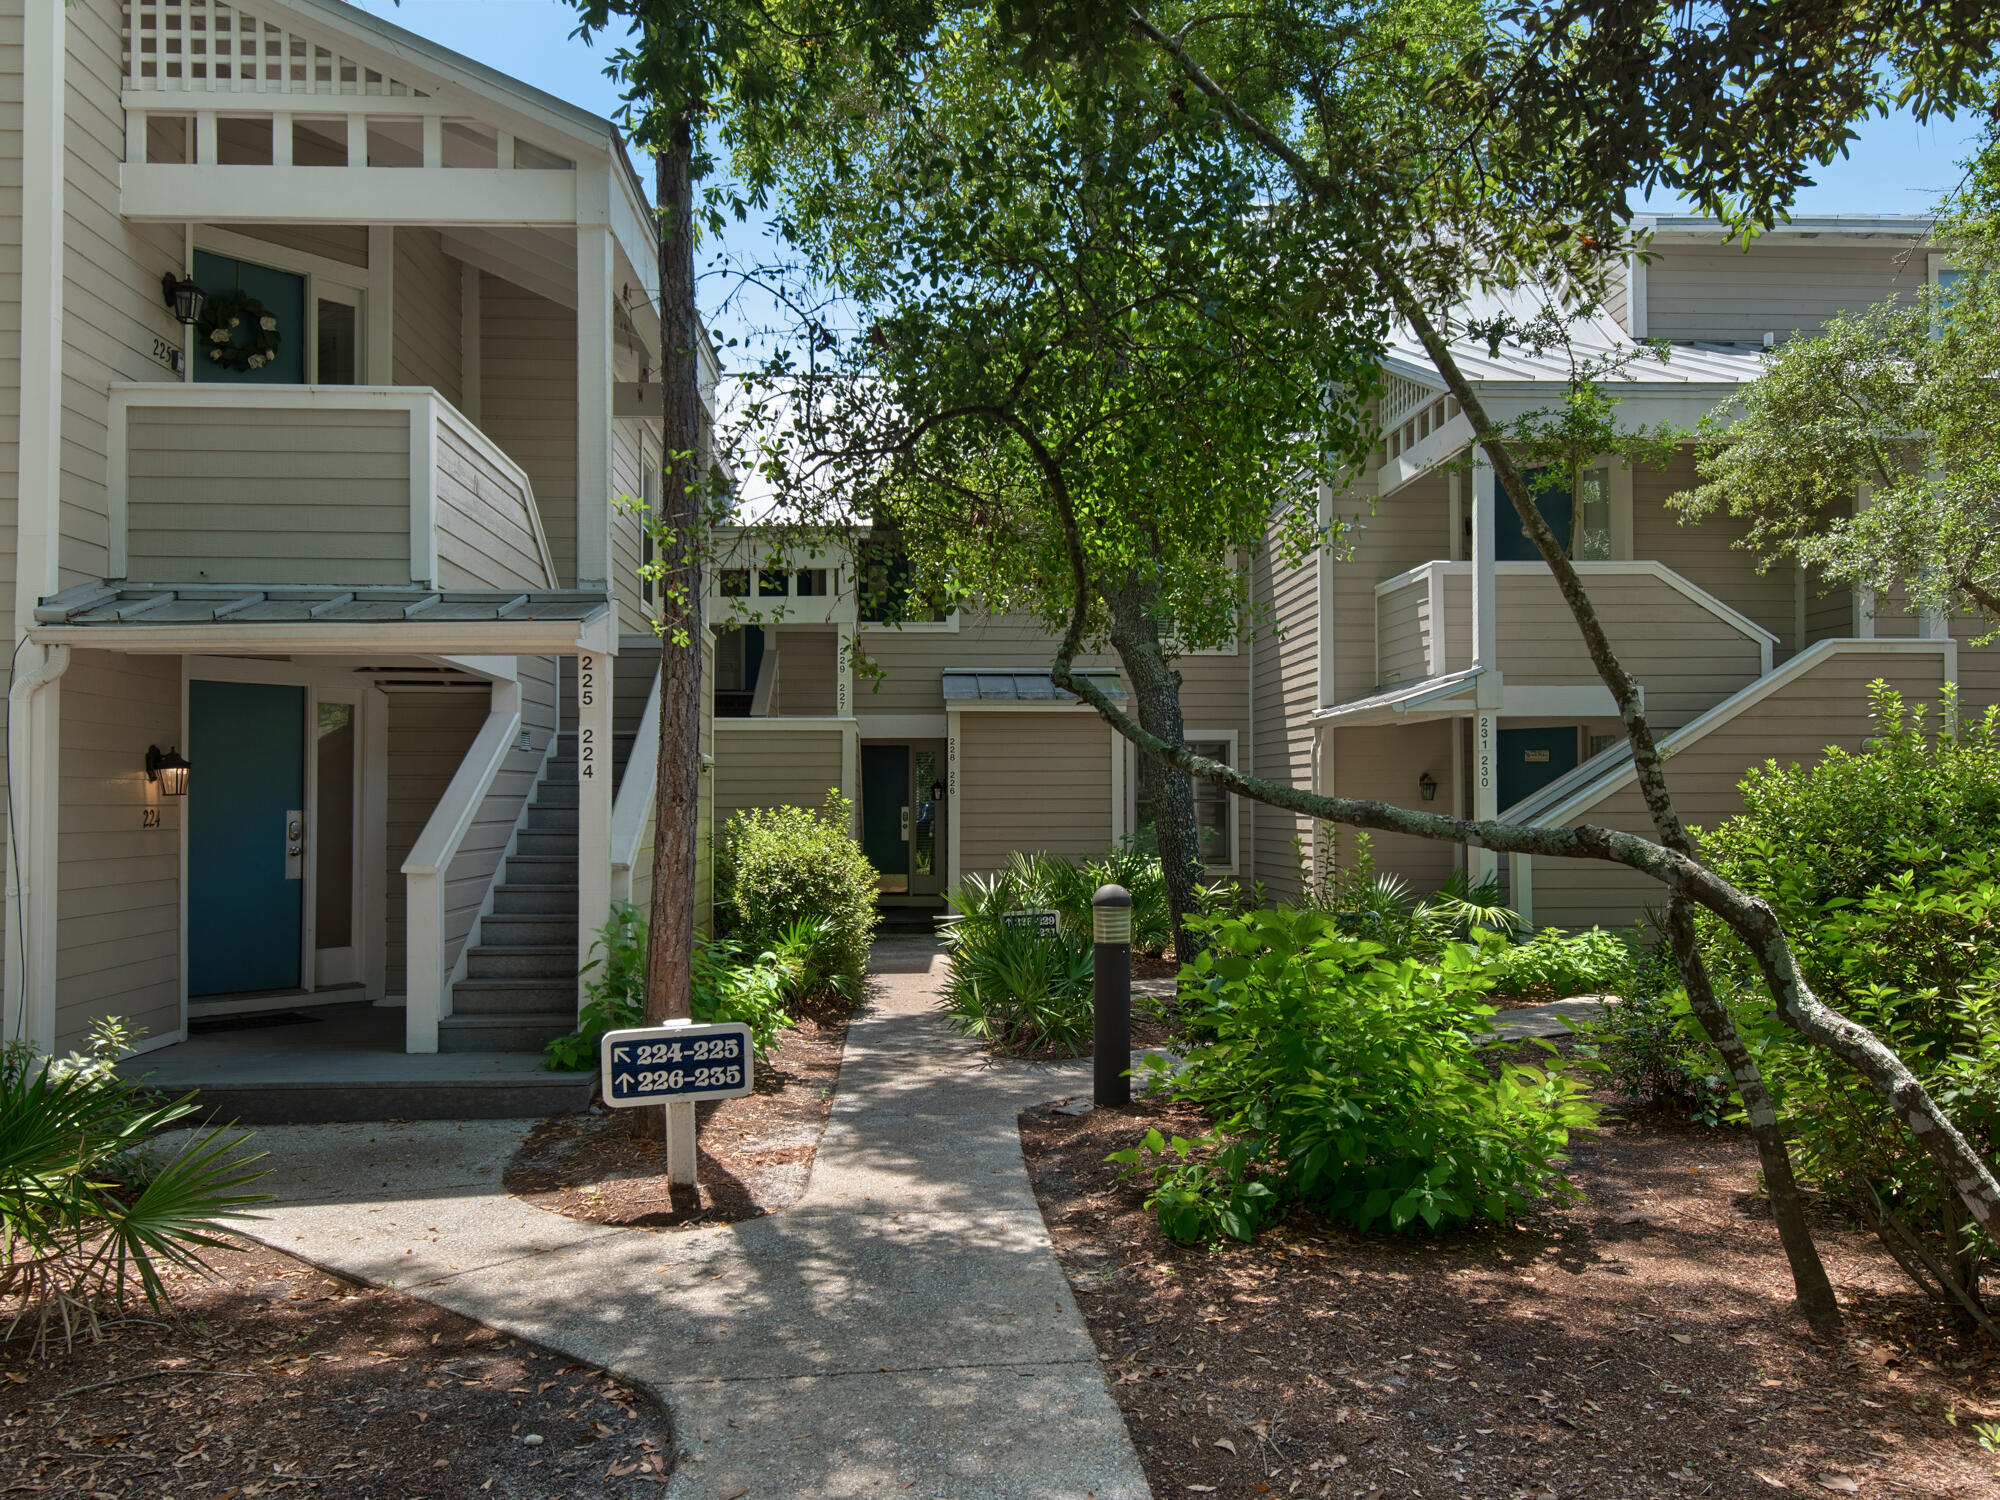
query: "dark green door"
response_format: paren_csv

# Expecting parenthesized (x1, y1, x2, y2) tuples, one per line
(1496, 726, 1579, 812)
(861, 744, 910, 893)
(1491, 471, 1572, 560)
(189, 680, 305, 995)
(192, 250, 307, 384)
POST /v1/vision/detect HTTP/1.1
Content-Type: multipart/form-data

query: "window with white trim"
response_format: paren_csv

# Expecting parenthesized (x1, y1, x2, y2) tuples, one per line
(1134, 735, 1237, 869)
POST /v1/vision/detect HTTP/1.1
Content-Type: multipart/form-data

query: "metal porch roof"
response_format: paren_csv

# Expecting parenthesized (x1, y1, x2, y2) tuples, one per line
(941, 668, 1126, 703)
(35, 582, 611, 628)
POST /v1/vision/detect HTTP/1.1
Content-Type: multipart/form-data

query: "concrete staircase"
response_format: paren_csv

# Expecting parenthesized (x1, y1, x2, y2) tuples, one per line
(437, 725, 642, 1053)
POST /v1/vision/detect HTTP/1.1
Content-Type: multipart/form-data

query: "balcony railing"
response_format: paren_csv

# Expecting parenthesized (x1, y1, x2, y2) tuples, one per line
(108, 383, 554, 592)
(1375, 561, 1778, 725)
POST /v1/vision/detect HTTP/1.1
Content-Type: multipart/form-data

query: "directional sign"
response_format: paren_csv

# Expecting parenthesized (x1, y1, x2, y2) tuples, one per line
(1001, 909, 1062, 940)
(599, 1022, 754, 1109)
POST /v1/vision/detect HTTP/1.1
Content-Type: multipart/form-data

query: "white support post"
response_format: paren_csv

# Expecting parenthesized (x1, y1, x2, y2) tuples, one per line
(4, 647, 69, 1054)
(576, 225, 615, 590)
(576, 650, 614, 1012)
(946, 707, 963, 888)
(366, 227, 394, 385)
(666, 1098, 698, 1187)
(1473, 709, 1499, 887)
(1470, 448, 1498, 674)
(271, 113, 293, 168)
(346, 114, 369, 172)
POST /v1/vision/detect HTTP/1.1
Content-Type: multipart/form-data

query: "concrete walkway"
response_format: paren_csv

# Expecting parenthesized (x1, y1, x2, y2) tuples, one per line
(234, 937, 1150, 1500)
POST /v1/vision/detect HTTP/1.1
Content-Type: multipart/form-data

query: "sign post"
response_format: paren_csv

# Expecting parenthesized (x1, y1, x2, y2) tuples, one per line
(1091, 884, 1132, 1108)
(600, 1019, 754, 1188)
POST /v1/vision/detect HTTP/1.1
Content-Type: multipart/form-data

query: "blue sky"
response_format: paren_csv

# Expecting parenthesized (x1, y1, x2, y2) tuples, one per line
(358, 0, 1988, 354)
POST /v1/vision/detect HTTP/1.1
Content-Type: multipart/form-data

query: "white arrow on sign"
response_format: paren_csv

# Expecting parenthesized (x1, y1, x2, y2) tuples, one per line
(615, 1072, 636, 1090)
(612, 1044, 632, 1065)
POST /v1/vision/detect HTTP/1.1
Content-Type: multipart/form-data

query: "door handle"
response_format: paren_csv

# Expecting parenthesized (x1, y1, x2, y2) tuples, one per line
(899, 805, 911, 841)
(285, 809, 305, 880)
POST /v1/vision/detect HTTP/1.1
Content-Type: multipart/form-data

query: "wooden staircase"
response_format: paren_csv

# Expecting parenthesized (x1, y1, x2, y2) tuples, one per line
(437, 724, 642, 1053)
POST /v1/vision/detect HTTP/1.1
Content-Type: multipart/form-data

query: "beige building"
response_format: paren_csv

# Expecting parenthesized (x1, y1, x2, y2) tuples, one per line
(2, 0, 711, 1063)
(713, 218, 1991, 932)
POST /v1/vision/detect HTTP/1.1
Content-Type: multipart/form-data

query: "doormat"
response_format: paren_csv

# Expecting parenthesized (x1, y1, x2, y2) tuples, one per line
(188, 1011, 323, 1036)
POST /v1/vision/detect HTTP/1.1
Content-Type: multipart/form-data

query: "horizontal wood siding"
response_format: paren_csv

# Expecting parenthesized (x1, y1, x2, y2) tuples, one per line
(1329, 463, 1448, 702)
(392, 227, 462, 407)
(857, 611, 1119, 719)
(434, 422, 550, 589)
(1376, 578, 1428, 686)
(611, 422, 649, 634)
(125, 405, 411, 584)
(1632, 450, 1797, 656)
(958, 712, 1110, 873)
(1499, 570, 1764, 728)
(62, 0, 185, 586)
(1329, 722, 1459, 892)
(714, 725, 845, 820)
(439, 659, 558, 979)
(480, 274, 576, 586)
(230, 222, 370, 268)
(54, 651, 183, 1051)
(1529, 647, 1949, 931)
(773, 626, 838, 716)
(384, 691, 487, 989)
(1250, 524, 1320, 902)
(1441, 571, 1472, 672)
(1645, 241, 1924, 343)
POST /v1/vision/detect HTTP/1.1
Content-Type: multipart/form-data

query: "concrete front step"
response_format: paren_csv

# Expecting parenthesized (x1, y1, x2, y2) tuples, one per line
(479, 914, 578, 945)
(451, 977, 577, 1015)
(437, 1012, 577, 1053)
(514, 830, 579, 857)
(467, 944, 576, 980)
(490, 886, 574, 916)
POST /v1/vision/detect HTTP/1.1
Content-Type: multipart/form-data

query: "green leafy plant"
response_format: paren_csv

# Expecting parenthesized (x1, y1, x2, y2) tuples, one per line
(1569, 941, 1735, 1125)
(1107, 1128, 1277, 1244)
(1489, 925, 1633, 1001)
(1295, 832, 1522, 959)
(1699, 687, 2000, 1329)
(1139, 907, 1598, 1242)
(938, 909, 1096, 1053)
(1, 1019, 267, 1349)
(544, 901, 794, 1070)
(718, 789, 877, 1005)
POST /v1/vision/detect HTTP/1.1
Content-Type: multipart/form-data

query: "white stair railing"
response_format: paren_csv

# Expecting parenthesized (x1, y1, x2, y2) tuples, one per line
(610, 666, 663, 905)
(402, 678, 521, 1053)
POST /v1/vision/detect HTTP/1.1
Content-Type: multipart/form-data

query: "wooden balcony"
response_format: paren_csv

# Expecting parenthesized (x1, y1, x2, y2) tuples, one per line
(108, 383, 555, 592)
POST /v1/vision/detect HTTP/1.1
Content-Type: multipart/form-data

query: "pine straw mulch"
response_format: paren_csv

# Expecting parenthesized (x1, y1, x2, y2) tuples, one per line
(0, 1238, 673, 1499)
(501, 1001, 848, 1229)
(1022, 1098, 2000, 1500)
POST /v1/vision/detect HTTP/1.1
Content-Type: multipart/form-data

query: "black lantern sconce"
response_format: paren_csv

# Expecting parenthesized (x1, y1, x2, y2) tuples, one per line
(161, 271, 206, 327)
(146, 745, 191, 798)
(1417, 770, 1438, 802)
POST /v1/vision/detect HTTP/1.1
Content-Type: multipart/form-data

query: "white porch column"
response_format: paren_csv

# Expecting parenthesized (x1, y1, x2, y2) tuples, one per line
(4, 647, 69, 1054)
(946, 707, 963, 887)
(576, 225, 615, 591)
(576, 649, 614, 1011)
(1469, 446, 1503, 886)
(836, 624, 858, 837)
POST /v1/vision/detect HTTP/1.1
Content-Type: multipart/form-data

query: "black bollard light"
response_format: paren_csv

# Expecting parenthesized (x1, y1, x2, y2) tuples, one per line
(1092, 883, 1132, 1107)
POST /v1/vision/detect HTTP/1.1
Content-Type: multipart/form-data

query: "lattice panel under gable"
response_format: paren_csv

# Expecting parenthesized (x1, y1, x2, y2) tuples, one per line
(124, 0, 431, 95)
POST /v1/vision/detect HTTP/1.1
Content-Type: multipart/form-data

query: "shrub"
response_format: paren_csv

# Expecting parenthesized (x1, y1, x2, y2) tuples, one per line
(1699, 686, 2000, 1322)
(1568, 941, 1734, 1124)
(1124, 907, 1599, 1242)
(939, 912, 1096, 1053)
(544, 901, 793, 1071)
(1, 1020, 266, 1348)
(1488, 925, 1633, 1000)
(718, 790, 878, 1005)
(1296, 831, 1521, 958)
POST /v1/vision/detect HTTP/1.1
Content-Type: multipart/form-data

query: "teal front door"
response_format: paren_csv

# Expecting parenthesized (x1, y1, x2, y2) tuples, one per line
(189, 681, 305, 996)
(192, 250, 307, 384)
(1491, 471, 1573, 560)
(861, 745, 911, 893)
(1496, 726, 1580, 812)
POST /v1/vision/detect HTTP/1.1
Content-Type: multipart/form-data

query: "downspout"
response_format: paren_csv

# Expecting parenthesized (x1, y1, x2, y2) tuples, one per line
(5, 644, 72, 1051)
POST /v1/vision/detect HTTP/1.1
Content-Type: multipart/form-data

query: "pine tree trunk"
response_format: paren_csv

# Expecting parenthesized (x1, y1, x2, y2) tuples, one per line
(637, 112, 703, 1139)
(1105, 579, 1203, 966)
